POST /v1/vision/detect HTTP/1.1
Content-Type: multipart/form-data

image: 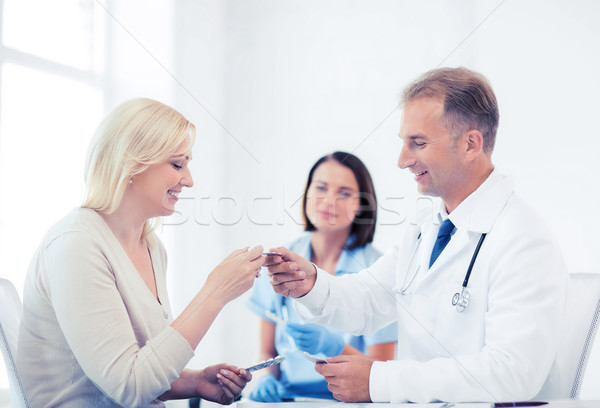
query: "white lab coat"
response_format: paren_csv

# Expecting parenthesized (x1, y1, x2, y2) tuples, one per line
(296, 171, 568, 403)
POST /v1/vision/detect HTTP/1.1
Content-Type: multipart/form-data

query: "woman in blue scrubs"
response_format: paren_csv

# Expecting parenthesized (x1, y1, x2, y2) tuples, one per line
(246, 151, 397, 401)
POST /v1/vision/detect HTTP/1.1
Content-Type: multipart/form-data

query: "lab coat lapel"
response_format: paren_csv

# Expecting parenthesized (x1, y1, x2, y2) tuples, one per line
(455, 171, 514, 233)
(415, 172, 515, 287)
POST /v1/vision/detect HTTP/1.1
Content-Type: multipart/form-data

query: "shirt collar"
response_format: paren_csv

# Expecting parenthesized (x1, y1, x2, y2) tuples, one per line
(440, 168, 514, 234)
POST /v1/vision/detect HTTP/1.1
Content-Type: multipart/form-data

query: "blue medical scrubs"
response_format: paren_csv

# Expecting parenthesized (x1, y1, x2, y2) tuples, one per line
(246, 233, 398, 400)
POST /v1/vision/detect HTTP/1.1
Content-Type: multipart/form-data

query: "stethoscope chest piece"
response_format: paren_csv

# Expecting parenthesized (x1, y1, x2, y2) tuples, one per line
(452, 287, 470, 312)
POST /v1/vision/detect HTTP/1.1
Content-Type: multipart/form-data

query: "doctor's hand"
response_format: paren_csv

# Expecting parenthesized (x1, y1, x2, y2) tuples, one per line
(285, 322, 345, 357)
(266, 247, 317, 298)
(314, 354, 373, 402)
(248, 373, 288, 402)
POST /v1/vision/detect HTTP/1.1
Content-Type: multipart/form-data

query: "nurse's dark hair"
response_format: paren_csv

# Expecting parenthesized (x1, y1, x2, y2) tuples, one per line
(301, 151, 377, 250)
(401, 67, 499, 154)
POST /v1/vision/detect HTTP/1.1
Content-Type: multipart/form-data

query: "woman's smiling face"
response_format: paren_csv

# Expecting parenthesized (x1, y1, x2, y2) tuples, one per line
(305, 160, 360, 234)
(128, 137, 194, 218)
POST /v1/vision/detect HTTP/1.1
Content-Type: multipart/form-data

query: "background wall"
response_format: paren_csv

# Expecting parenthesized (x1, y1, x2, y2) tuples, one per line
(1, 0, 599, 400)
(163, 0, 600, 397)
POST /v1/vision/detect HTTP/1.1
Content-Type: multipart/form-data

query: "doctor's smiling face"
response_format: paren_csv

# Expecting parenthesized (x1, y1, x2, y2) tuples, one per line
(397, 96, 471, 210)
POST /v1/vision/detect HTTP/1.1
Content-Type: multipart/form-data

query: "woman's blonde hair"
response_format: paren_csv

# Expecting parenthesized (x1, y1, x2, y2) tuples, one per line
(82, 97, 195, 235)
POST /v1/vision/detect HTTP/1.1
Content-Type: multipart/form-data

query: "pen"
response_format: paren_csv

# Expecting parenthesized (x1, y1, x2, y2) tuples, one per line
(264, 308, 298, 350)
(494, 402, 548, 407)
(281, 303, 290, 321)
(265, 310, 286, 325)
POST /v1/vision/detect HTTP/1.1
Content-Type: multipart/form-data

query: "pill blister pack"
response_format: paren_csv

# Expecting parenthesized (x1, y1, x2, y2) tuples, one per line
(246, 355, 286, 372)
(302, 351, 327, 364)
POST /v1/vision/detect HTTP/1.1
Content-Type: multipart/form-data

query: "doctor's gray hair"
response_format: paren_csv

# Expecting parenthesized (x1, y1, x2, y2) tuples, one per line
(82, 97, 195, 235)
(401, 67, 499, 154)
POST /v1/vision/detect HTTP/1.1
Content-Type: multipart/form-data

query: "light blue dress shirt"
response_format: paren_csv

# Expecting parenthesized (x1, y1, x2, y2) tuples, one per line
(246, 233, 398, 399)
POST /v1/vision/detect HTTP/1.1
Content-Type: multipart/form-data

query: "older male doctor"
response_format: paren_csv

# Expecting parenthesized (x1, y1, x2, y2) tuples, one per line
(266, 67, 568, 403)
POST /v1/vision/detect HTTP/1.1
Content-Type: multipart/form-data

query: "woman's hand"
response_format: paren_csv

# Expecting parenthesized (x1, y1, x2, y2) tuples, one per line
(159, 366, 251, 403)
(172, 245, 264, 349)
(197, 364, 252, 405)
(204, 245, 265, 306)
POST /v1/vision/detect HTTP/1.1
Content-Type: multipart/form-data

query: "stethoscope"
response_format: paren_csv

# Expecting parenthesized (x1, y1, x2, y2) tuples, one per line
(399, 229, 487, 313)
(451, 233, 487, 312)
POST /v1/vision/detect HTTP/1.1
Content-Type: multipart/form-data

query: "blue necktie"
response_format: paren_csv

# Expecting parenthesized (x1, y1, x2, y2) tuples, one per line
(429, 219, 455, 268)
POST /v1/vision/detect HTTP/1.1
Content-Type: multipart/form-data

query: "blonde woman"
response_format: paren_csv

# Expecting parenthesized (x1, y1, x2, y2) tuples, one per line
(17, 98, 262, 407)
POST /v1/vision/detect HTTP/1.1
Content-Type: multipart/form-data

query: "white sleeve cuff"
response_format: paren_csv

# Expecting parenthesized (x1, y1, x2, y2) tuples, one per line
(370, 360, 391, 402)
(295, 264, 332, 315)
